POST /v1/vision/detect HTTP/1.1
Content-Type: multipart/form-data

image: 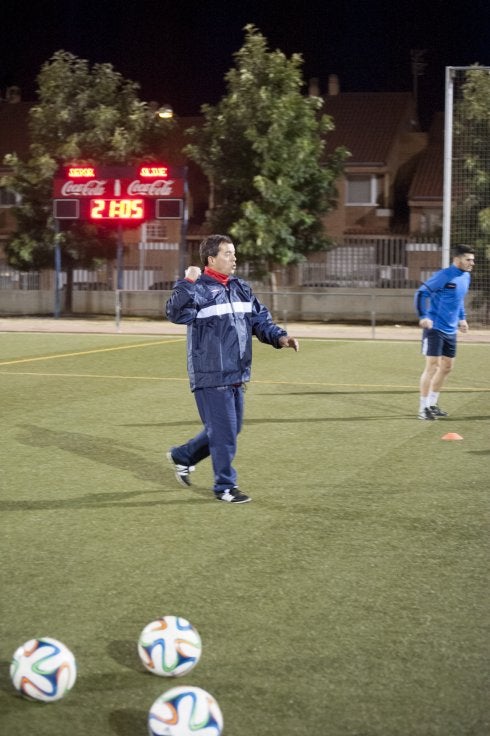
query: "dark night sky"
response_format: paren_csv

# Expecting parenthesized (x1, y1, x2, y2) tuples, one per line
(2, 0, 489, 129)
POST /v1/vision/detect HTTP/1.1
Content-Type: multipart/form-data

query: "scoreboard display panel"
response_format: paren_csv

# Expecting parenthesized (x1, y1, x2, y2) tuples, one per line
(52, 164, 185, 225)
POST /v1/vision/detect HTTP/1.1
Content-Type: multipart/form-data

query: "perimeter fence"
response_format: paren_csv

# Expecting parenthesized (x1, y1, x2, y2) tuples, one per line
(0, 232, 488, 326)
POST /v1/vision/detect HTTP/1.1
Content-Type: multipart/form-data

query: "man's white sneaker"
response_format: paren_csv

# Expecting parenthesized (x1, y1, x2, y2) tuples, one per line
(215, 487, 251, 503)
(166, 451, 195, 487)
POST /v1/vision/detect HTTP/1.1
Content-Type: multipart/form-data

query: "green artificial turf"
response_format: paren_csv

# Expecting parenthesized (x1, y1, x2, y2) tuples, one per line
(0, 333, 489, 735)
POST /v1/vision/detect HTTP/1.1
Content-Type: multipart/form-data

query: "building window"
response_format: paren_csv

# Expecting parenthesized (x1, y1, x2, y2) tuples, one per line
(428, 212, 442, 232)
(346, 175, 382, 205)
(0, 187, 16, 207)
(420, 211, 442, 235)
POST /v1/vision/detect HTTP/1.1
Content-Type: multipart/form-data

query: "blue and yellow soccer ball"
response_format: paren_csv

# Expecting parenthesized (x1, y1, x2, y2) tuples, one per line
(148, 685, 223, 736)
(10, 637, 77, 702)
(138, 616, 202, 677)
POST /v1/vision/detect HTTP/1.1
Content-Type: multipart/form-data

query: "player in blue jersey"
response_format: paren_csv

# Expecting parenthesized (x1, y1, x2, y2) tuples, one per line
(414, 244, 475, 420)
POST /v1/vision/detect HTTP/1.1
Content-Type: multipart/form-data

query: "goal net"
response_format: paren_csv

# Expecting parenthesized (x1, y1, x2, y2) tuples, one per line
(444, 66, 490, 325)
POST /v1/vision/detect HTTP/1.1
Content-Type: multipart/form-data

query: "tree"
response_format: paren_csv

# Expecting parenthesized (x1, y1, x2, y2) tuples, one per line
(184, 25, 348, 294)
(451, 66, 490, 320)
(1, 51, 174, 309)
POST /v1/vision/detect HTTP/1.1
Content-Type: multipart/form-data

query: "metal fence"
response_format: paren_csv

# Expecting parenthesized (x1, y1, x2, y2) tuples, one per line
(0, 265, 174, 291)
(0, 267, 40, 290)
(298, 237, 442, 288)
(1, 237, 488, 326)
(0, 238, 442, 292)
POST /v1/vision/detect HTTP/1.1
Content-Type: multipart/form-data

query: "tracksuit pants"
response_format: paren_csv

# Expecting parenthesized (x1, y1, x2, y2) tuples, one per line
(171, 384, 245, 494)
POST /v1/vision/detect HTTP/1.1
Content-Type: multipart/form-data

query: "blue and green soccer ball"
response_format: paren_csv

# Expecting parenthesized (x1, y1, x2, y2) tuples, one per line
(138, 616, 202, 677)
(10, 637, 77, 702)
(148, 685, 223, 736)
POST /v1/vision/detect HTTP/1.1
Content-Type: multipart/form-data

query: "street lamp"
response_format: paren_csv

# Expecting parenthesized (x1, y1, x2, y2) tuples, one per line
(148, 101, 174, 119)
(156, 105, 173, 119)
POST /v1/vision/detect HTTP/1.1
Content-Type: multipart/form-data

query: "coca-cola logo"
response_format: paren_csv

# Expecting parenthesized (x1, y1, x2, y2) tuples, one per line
(127, 179, 175, 196)
(61, 180, 107, 196)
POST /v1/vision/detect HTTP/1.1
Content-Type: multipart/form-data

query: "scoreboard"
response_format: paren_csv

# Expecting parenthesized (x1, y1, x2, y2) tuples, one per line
(53, 164, 186, 225)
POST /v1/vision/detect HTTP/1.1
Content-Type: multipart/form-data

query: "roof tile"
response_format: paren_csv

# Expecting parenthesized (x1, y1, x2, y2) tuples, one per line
(323, 92, 415, 165)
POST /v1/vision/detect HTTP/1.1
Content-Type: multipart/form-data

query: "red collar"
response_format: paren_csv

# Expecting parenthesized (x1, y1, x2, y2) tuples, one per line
(204, 267, 229, 285)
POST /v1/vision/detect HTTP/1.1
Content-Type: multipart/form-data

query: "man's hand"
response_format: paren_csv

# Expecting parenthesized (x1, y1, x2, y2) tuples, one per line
(419, 318, 433, 329)
(185, 266, 201, 282)
(459, 320, 469, 333)
(279, 336, 299, 352)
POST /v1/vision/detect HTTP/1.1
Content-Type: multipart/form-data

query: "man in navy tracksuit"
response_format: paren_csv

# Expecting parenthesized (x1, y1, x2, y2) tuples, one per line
(165, 234, 299, 503)
(414, 244, 475, 420)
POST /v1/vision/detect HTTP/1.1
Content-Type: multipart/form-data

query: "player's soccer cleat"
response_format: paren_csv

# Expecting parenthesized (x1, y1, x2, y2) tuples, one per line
(215, 487, 251, 503)
(430, 405, 448, 417)
(166, 451, 195, 487)
(418, 407, 437, 420)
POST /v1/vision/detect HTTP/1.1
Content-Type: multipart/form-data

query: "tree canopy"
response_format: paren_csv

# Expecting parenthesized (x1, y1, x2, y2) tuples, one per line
(184, 25, 348, 275)
(1, 51, 174, 272)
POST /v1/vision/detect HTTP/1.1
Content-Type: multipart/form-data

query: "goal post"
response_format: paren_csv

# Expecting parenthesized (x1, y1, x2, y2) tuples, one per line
(442, 67, 455, 269)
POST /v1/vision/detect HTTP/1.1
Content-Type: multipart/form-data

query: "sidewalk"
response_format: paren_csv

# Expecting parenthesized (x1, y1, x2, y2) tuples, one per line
(1, 315, 489, 342)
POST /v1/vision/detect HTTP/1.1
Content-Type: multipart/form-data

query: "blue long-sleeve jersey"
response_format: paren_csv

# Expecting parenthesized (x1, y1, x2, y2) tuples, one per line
(414, 264, 471, 334)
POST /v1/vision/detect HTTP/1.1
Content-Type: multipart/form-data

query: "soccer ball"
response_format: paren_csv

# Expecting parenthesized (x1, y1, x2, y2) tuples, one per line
(10, 637, 77, 702)
(148, 686, 223, 736)
(138, 616, 202, 677)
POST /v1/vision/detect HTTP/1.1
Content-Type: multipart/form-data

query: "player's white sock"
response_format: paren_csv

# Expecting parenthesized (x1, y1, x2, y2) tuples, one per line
(419, 397, 430, 412)
(429, 391, 439, 406)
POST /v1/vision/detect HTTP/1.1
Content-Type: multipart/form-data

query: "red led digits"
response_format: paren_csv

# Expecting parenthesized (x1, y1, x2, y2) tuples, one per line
(89, 199, 144, 220)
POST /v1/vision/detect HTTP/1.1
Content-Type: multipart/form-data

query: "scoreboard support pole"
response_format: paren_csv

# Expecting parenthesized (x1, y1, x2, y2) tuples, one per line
(115, 289, 122, 333)
(54, 221, 62, 319)
(115, 224, 124, 331)
(116, 224, 124, 290)
(178, 167, 189, 277)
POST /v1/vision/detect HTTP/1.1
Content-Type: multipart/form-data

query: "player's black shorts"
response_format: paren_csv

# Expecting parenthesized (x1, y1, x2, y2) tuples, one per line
(422, 328, 457, 358)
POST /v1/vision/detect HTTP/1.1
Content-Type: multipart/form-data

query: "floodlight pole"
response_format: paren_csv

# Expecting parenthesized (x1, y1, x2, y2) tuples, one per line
(442, 66, 455, 269)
